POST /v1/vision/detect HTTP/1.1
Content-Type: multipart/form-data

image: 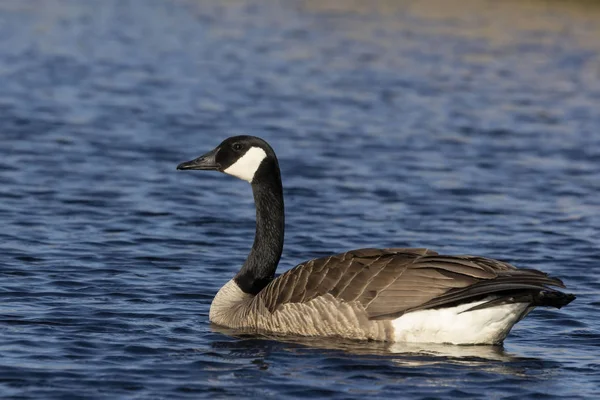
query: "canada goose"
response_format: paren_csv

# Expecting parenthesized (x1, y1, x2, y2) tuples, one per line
(177, 136, 575, 345)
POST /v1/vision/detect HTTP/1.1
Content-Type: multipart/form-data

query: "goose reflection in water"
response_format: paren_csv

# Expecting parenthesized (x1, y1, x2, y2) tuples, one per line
(208, 325, 545, 374)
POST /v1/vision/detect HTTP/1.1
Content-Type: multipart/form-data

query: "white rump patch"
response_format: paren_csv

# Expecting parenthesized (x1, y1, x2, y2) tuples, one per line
(224, 147, 267, 182)
(391, 297, 531, 344)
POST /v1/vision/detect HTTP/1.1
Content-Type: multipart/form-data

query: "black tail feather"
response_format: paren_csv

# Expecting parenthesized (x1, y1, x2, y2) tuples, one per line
(461, 289, 576, 313)
(532, 290, 576, 309)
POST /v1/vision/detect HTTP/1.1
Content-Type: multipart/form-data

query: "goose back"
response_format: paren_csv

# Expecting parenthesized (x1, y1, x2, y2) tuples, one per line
(254, 247, 567, 320)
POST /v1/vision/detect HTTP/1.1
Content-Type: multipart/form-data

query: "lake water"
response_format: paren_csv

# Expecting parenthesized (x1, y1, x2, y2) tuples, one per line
(1, 0, 599, 398)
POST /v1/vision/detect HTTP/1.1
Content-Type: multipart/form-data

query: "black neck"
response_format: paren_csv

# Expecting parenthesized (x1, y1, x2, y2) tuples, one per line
(234, 158, 284, 295)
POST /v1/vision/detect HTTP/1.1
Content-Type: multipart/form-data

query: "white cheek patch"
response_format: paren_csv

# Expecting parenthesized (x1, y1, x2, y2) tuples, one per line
(224, 147, 267, 182)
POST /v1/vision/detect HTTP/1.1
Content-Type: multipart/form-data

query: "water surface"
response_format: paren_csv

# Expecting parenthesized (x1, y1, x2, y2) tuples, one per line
(1, 0, 599, 398)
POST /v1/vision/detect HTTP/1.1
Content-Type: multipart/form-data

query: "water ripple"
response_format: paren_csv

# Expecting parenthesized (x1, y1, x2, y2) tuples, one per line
(1, 0, 599, 399)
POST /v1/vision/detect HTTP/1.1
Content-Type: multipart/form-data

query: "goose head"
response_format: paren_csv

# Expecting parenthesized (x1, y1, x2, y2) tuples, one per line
(177, 136, 279, 184)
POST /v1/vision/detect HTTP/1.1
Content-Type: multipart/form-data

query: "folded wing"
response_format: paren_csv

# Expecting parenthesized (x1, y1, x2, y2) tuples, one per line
(258, 248, 567, 320)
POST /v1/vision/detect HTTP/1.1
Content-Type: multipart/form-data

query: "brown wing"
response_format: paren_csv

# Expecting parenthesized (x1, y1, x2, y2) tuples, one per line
(258, 248, 567, 320)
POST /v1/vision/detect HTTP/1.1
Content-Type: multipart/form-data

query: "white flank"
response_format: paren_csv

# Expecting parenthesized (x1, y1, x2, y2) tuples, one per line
(224, 147, 267, 182)
(391, 298, 532, 344)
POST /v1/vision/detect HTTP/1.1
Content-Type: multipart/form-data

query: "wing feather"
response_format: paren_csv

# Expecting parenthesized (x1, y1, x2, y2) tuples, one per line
(258, 248, 567, 319)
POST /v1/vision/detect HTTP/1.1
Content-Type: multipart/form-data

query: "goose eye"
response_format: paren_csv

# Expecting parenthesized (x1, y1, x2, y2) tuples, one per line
(232, 143, 243, 151)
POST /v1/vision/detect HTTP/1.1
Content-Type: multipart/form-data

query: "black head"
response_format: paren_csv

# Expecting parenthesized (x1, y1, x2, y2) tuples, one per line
(177, 136, 279, 184)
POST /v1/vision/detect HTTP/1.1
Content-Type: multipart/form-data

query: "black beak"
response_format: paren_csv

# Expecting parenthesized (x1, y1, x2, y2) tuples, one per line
(176, 148, 221, 171)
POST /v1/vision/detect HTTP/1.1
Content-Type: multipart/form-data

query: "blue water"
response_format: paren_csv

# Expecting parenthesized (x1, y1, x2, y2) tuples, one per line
(1, 0, 599, 398)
